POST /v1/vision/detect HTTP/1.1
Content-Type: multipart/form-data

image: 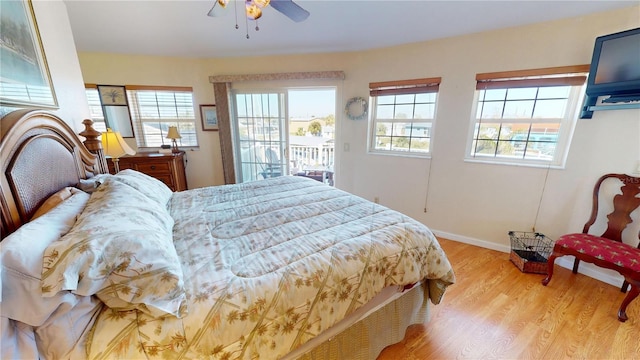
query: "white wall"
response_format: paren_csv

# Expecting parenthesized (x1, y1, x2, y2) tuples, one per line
(76, 6, 639, 284)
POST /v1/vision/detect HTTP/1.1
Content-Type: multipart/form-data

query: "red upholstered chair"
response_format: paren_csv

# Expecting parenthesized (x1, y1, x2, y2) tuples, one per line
(542, 173, 640, 322)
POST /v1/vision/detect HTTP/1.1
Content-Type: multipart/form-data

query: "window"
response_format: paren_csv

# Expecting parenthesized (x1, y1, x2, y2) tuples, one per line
(84, 85, 107, 132)
(368, 77, 440, 156)
(126, 86, 198, 148)
(467, 65, 588, 167)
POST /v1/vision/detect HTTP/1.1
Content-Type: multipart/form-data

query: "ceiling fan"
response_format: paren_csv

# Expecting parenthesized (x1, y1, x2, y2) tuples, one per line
(208, 0, 310, 23)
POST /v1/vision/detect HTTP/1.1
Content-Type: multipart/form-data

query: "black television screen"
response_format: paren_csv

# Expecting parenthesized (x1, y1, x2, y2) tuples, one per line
(585, 27, 640, 99)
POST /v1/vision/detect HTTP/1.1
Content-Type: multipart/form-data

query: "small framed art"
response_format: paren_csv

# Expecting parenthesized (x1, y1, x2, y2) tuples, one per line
(200, 104, 218, 131)
(98, 85, 127, 105)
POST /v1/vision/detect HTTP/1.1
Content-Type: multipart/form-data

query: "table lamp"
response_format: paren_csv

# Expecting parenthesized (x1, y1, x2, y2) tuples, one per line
(166, 126, 182, 153)
(102, 128, 135, 173)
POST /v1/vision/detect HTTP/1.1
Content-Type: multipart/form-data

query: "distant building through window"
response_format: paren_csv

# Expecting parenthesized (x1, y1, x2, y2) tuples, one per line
(467, 65, 588, 167)
(368, 77, 441, 157)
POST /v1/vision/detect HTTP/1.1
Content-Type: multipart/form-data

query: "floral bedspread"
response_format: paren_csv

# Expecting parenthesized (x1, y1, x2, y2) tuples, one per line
(85, 176, 455, 359)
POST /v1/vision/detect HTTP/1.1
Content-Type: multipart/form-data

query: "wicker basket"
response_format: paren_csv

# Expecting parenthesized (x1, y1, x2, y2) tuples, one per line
(508, 231, 554, 274)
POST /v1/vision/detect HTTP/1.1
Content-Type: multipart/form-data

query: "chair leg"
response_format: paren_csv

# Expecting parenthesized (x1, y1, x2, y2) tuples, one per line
(572, 258, 580, 274)
(620, 280, 629, 293)
(617, 280, 639, 322)
(542, 253, 557, 286)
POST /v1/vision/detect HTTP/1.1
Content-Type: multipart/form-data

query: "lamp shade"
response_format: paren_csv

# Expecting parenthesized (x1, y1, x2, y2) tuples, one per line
(102, 128, 135, 159)
(166, 126, 182, 140)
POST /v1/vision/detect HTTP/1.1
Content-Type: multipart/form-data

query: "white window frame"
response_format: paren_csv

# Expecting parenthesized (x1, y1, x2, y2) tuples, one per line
(126, 86, 198, 149)
(465, 66, 589, 168)
(368, 77, 441, 158)
(231, 90, 288, 183)
(84, 86, 107, 133)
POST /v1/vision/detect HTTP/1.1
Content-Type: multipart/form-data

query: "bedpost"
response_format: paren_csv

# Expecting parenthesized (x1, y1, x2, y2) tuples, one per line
(79, 119, 108, 174)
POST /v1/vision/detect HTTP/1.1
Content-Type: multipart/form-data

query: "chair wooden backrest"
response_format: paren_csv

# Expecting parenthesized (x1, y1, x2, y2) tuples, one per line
(583, 174, 640, 244)
(543, 173, 640, 322)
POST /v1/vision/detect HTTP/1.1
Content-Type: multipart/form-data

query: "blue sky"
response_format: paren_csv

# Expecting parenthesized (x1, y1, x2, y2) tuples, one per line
(288, 89, 336, 118)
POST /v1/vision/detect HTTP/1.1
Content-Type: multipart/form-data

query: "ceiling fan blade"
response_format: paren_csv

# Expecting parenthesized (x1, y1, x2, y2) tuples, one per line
(270, 0, 310, 22)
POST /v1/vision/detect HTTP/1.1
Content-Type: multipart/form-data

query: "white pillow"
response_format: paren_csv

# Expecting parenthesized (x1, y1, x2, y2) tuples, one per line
(40, 178, 186, 318)
(1, 190, 104, 360)
(0, 190, 90, 326)
(73, 177, 173, 232)
(34, 295, 101, 360)
(1, 318, 39, 360)
(112, 169, 173, 206)
(31, 187, 83, 220)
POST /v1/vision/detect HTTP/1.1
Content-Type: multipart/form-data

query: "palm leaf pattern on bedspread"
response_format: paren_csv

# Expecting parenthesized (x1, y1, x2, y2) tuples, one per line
(86, 176, 455, 359)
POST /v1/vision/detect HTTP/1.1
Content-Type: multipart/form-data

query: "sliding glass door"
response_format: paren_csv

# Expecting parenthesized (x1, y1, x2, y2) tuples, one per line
(231, 87, 337, 184)
(233, 92, 288, 183)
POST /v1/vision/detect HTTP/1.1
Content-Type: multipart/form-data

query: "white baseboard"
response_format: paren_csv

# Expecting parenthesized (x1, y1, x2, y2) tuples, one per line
(431, 229, 625, 289)
(431, 229, 511, 253)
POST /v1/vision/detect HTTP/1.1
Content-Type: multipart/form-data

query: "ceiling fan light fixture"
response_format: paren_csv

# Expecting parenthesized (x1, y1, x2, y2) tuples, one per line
(253, 0, 270, 8)
(207, 0, 308, 38)
(245, 2, 262, 20)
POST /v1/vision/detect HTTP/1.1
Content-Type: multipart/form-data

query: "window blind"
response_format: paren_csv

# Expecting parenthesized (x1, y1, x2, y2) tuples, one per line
(369, 77, 441, 96)
(125, 86, 198, 148)
(476, 65, 589, 90)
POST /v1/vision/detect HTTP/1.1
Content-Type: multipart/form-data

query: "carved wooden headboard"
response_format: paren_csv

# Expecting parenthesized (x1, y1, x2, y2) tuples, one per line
(0, 109, 106, 239)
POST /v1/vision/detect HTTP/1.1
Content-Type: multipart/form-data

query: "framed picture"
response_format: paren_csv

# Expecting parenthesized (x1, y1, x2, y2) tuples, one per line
(98, 85, 128, 106)
(97, 84, 134, 137)
(200, 104, 218, 131)
(0, 0, 58, 108)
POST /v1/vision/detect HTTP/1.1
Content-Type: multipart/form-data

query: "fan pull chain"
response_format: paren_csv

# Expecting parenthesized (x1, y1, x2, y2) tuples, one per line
(230, 0, 262, 39)
(245, 15, 250, 39)
(234, 0, 239, 29)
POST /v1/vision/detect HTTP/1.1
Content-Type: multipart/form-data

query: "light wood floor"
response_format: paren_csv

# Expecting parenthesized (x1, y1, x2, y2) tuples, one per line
(378, 238, 640, 360)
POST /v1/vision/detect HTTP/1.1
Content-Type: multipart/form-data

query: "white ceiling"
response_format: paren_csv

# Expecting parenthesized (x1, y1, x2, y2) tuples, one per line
(63, 0, 637, 58)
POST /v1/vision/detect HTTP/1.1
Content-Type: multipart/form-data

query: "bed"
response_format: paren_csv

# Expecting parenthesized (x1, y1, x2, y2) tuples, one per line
(0, 109, 455, 360)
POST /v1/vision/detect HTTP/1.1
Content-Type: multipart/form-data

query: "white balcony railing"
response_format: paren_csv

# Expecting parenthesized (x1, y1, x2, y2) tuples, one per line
(289, 144, 334, 173)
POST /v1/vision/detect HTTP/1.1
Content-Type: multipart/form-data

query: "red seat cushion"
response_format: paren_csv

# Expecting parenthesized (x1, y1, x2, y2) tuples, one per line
(556, 233, 640, 272)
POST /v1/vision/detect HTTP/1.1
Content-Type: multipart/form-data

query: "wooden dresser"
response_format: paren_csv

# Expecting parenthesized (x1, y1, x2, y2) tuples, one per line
(107, 151, 188, 191)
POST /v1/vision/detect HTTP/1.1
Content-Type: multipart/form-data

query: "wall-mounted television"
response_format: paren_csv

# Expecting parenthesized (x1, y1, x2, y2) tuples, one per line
(585, 27, 640, 102)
